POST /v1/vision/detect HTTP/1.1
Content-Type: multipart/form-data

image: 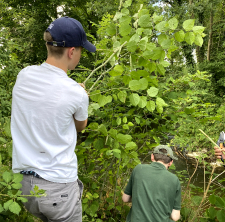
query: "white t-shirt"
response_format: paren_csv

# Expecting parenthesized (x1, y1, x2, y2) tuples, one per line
(11, 63, 88, 183)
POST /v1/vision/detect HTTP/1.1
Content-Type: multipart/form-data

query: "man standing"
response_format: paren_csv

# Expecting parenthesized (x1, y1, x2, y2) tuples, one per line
(122, 145, 181, 222)
(11, 17, 96, 222)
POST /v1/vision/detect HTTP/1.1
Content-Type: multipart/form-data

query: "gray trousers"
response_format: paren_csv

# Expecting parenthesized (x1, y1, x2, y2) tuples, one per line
(20, 175, 83, 222)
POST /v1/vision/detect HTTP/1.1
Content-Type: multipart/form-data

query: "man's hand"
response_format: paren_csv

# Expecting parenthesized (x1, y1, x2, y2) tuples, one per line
(214, 146, 225, 159)
(122, 193, 132, 203)
(78, 83, 85, 88)
(78, 83, 89, 96)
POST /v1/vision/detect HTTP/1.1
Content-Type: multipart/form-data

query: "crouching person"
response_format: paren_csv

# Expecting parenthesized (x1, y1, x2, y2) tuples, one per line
(122, 145, 181, 222)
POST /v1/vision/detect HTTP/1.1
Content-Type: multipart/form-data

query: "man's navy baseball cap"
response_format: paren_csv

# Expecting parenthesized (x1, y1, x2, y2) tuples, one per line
(46, 16, 96, 52)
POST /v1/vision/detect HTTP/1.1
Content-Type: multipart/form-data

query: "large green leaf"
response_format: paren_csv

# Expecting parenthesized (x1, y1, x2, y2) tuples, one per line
(129, 80, 141, 91)
(139, 78, 148, 90)
(9, 202, 21, 215)
(208, 207, 217, 219)
(118, 91, 127, 103)
(119, 24, 132, 36)
(98, 124, 107, 136)
(143, 48, 164, 60)
(4, 200, 13, 210)
(146, 101, 155, 112)
(138, 96, 147, 108)
(183, 19, 195, 31)
(158, 34, 168, 45)
(125, 142, 137, 150)
(117, 134, 132, 144)
(168, 17, 178, 30)
(94, 139, 104, 150)
(112, 149, 121, 158)
(193, 26, 205, 34)
(127, 41, 137, 52)
(123, 0, 132, 8)
(195, 34, 203, 47)
(175, 30, 185, 42)
(3, 171, 12, 183)
(155, 21, 168, 31)
(217, 210, 225, 222)
(161, 39, 171, 49)
(138, 14, 151, 27)
(139, 37, 148, 51)
(185, 32, 195, 45)
(147, 87, 159, 97)
(129, 93, 140, 106)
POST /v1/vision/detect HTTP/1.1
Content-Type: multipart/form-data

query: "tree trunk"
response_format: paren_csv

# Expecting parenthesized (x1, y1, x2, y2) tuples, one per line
(207, 7, 213, 61)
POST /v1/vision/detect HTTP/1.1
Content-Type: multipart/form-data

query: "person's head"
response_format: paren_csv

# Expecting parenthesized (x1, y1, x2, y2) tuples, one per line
(44, 16, 96, 68)
(151, 145, 178, 167)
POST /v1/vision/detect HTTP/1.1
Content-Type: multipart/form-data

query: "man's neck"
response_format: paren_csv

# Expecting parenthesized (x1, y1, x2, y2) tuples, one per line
(46, 56, 68, 73)
(154, 161, 169, 169)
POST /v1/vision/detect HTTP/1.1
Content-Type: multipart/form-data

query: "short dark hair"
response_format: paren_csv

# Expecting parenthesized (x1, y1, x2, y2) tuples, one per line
(153, 149, 172, 164)
(43, 31, 68, 59)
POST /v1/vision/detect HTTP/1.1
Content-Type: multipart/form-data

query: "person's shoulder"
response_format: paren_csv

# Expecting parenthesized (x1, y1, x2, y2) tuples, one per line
(166, 170, 180, 181)
(134, 164, 149, 171)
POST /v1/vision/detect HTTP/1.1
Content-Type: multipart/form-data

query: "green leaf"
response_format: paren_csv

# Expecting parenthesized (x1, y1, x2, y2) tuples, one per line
(118, 91, 127, 103)
(161, 39, 171, 49)
(135, 117, 140, 124)
(4, 199, 13, 210)
(114, 65, 124, 73)
(139, 37, 148, 51)
(138, 96, 147, 108)
(195, 34, 203, 47)
(156, 97, 168, 107)
(125, 142, 137, 150)
(106, 23, 116, 36)
(92, 193, 99, 199)
(116, 117, 121, 125)
(185, 32, 195, 45)
(215, 196, 225, 208)
(139, 78, 148, 90)
(129, 93, 140, 106)
(12, 174, 23, 183)
(183, 19, 195, 31)
(129, 80, 141, 91)
(117, 134, 132, 144)
(155, 21, 168, 31)
(119, 24, 132, 36)
(98, 124, 107, 136)
(191, 196, 202, 206)
(90, 90, 101, 102)
(121, 8, 129, 16)
(109, 129, 117, 138)
(160, 61, 170, 67)
(208, 207, 217, 219)
(98, 95, 112, 107)
(156, 104, 163, 113)
(12, 183, 22, 189)
(138, 14, 151, 27)
(193, 26, 205, 34)
(147, 87, 159, 97)
(153, 13, 163, 23)
(94, 139, 104, 150)
(217, 210, 225, 222)
(209, 194, 216, 204)
(127, 41, 137, 52)
(16, 197, 28, 203)
(123, 117, 127, 123)
(175, 30, 185, 42)
(0, 204, 4, 213)
(3, 171, 12, 183)
(158, 34, 168, 45)
(123, 0, 132, 7)
(143, 48, 164, 60)
(0, 137, 7, 143)
(114, 12, 123, 20)
(168, 17, 178, 30)
(130, 33, 140, 43)
(156, 64, 165, 75)
(112, 149, 121, 158)
(146, 101, 155, 112)
(9, 202, 21, 215)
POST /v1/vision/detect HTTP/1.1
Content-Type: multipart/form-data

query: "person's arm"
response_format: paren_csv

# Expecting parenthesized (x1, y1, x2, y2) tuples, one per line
(122, 193, 132, 203)
(170, 209, 180, 221)
(74, 119, 87, 132)
(214, 146, 225, 159)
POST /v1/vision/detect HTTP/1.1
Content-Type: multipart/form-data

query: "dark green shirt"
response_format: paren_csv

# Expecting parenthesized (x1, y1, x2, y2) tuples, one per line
(124, 162, 181, 222)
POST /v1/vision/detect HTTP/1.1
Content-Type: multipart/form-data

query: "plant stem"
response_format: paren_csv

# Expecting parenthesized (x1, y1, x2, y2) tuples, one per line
(83, 41, 127, 85)
(198, 129, 220, 149)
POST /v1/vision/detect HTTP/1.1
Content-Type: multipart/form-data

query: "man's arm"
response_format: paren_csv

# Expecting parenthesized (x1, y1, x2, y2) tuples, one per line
(74, 119, 87, 132)
(170, 209, 180, 221)
(122, 193, 132, 203)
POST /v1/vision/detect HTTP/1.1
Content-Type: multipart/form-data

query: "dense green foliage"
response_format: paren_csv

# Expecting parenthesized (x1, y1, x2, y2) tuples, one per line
(1, 0, 225, 221)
